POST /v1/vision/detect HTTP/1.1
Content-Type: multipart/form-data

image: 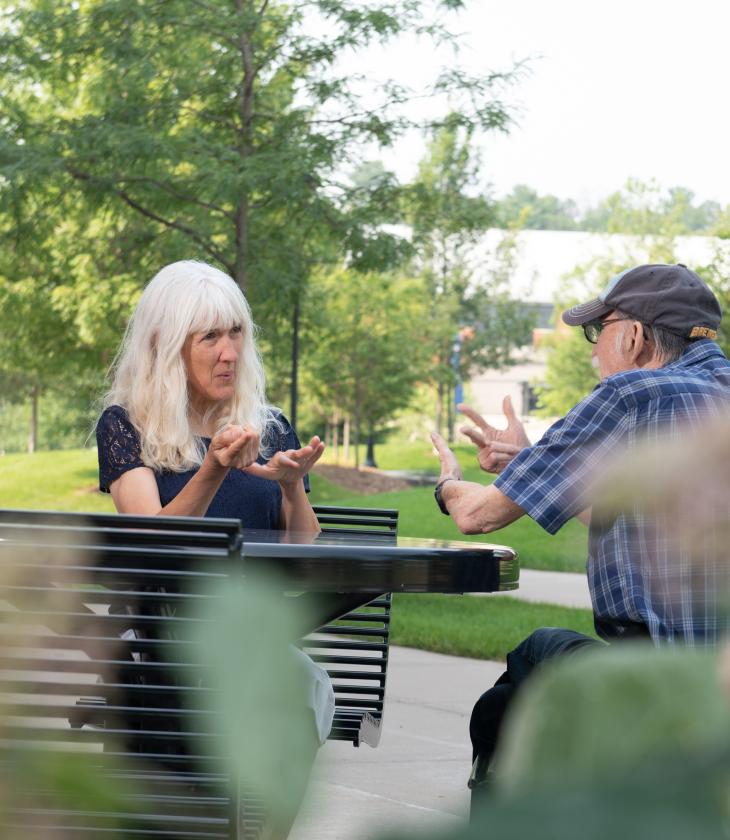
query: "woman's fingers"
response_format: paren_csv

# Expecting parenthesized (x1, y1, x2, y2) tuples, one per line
(224, 432, 326, 480)
(211, 425, 261, 468)
(229, 429, 259, 463)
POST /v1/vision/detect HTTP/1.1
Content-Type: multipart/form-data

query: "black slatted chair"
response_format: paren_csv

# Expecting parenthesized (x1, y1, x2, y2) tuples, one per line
(0, 504, 397, 838)
(308, 505, 397, 747)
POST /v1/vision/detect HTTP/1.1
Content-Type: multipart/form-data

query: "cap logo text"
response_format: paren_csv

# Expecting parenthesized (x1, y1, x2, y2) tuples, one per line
(689, 326, 717, 339)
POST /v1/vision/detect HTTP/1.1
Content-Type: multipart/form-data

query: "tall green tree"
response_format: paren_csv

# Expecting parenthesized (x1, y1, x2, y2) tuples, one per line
(0, 0, 520, 430)
(580, 179, 721, 235)
(404, 117, 533, 439)
(696, 242, 730, 360)
(495, 184, 579, 230)
(302, 268, 429, 466)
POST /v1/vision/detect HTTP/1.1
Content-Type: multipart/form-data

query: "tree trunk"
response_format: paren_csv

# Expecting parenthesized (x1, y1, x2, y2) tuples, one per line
(447, 392, 454, 444)
(28, 384, 39, 454)
(234, 2, 255, 293)
(343, 415, 350, 464)
(364, 426, 377, 468)
(353, 401, 360, 469)
(234, 201, 249, 292)
(290, 295, 300, 428)
(435, 380, 444, 435)
(332, 409, 339, 463)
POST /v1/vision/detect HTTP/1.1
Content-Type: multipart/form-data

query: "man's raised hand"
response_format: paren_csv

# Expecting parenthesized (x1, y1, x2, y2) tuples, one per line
(458, 396, 530, 475)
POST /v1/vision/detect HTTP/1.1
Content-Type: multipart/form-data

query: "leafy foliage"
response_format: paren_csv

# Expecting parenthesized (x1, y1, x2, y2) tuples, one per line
(494, 178, 724, 234)
(495, 184, 579, 231)
(404, 119, 533, 435)
(302, 268, 429, 464)
(0, 0, 522, 449)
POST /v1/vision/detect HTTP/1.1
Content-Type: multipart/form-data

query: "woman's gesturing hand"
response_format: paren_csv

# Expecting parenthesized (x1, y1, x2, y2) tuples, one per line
(245, 436, 325, 487)
(207, 425, 261, 471)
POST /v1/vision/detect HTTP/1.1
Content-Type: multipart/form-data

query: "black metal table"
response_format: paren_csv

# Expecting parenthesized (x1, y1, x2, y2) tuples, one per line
(238, 529, 519, 594)
(0, 508, 519, 838)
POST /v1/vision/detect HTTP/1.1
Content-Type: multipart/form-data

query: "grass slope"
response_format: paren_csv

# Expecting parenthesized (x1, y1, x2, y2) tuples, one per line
(0, 446, 594, 660)
(0, 449, 115, 513)
(313, 439, 588, 573)
(0, 443, 588, 572)
(391, 594, 597, 660)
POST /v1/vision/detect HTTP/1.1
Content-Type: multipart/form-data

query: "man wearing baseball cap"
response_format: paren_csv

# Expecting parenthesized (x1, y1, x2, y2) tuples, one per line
(430, 263, 730, 801)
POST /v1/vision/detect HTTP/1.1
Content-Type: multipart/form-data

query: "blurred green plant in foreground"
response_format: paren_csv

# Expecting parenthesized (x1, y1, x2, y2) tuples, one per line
(385, 645, 730, 840)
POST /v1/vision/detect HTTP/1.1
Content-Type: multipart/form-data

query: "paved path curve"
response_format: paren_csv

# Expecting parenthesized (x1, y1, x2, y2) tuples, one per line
(291, 570, 594, 839)
(485, 568, 592, 609)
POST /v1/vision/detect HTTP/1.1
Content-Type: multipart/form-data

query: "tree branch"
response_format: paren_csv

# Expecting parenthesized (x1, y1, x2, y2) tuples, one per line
(116, 175, 235, 220)
(66, 166, 234, 274)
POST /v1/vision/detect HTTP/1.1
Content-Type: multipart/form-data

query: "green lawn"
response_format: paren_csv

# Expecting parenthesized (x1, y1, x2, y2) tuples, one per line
(391, 594, 596, 660)
(0, 448, 115, 513)
(315, 439, 588, 573)
(0, 445, 588, 572)
(0, 446, 593, 660)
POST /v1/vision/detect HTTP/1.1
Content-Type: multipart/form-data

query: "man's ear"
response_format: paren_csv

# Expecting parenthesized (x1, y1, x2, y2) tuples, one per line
(627, 321, 649, 365)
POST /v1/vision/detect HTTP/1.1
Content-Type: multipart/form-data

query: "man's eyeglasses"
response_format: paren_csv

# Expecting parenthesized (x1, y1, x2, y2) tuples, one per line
(582, 317, 628, 344)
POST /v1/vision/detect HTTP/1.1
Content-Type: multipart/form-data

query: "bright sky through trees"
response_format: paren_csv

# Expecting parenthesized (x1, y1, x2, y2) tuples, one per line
(329, 0, 730, 206)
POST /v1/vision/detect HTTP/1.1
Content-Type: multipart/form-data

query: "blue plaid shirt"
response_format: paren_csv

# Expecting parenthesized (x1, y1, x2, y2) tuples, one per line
(495, 340, 730, 645)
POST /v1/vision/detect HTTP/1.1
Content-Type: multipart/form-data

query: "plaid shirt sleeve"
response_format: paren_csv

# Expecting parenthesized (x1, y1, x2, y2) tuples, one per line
(494, 383, 632, 534)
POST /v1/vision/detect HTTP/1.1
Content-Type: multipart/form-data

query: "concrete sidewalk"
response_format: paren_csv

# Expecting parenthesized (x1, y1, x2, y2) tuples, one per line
(488, 568, 591, 609)
(290, 646, 503, 840)
(290, 570, 592, 839)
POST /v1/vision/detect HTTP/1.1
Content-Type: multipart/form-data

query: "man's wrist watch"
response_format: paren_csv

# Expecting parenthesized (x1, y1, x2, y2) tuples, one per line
(434, 477, 458, 515)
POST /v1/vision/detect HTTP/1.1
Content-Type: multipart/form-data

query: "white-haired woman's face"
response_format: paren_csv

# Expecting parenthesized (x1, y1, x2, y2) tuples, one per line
(182, 324, 244, 413)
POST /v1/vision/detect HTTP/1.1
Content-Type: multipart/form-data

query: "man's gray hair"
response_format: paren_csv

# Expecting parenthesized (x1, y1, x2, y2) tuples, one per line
(644, 323, 692, 363)
(614, 309, 691, 364)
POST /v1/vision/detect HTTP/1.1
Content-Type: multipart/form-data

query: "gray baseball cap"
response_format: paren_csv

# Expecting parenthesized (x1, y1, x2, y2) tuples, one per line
(562, 263, 721, 339)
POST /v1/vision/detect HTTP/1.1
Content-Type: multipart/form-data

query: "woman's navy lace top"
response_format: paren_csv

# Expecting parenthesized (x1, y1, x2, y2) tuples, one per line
(96, 405, 309, 530)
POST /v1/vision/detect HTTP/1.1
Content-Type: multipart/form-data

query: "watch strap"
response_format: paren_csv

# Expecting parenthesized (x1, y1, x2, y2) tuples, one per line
(434, 477, 457, 515)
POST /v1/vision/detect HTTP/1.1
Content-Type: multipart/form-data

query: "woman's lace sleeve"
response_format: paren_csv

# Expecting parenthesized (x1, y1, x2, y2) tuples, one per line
(96, 405, 146, 493)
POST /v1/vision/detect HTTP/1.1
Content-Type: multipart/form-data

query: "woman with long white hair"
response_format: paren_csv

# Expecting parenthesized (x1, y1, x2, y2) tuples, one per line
(96, 259, 323, 531)
(96, 261, 332, 838)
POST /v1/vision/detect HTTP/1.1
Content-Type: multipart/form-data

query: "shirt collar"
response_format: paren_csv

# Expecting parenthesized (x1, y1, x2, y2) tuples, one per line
(664, 339, 725, 370)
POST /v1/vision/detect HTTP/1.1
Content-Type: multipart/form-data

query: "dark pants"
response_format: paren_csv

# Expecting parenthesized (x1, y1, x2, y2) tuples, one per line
(469, 627, 603, 764)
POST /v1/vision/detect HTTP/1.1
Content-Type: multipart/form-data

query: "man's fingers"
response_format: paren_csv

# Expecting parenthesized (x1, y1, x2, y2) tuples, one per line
(430, 432, 463, 478)
(479, 454, 511, 473)
(486, 441, 521, 454)
(431, 432, 455, 464)
(460, 426, 487, 447)
(503, 395, 520, 426)
(457, 404, 492, 433)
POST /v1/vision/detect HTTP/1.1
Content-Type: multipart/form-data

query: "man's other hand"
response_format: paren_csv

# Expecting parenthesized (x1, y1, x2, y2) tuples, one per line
(458, 396, 530, 475)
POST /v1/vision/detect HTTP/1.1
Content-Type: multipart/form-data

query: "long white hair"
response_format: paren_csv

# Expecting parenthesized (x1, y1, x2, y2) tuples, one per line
(102, 260, 277, 471)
